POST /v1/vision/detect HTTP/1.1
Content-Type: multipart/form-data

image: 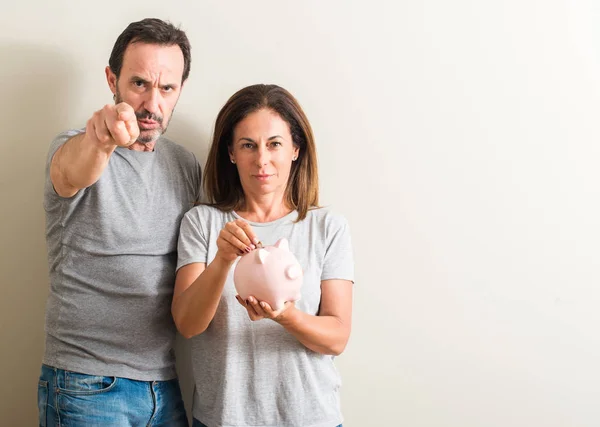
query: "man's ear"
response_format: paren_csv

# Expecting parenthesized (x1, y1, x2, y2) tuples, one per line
(105, 66, 117, 97)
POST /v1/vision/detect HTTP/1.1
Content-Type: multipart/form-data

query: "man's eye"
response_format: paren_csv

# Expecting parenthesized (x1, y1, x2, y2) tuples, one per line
(134, 81, 145, 87)
(163, 86, 173, 92)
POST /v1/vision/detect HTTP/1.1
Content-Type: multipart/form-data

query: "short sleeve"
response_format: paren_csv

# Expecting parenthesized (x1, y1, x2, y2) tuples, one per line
(176, 208, 209, 271)
(44, 129, 85, 209)
(321, 215, 354, 283)
(191, 153, 203, 204)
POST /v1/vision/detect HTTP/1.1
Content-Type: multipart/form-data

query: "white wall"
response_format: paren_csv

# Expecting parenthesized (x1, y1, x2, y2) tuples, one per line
(2, 1, 599, 426)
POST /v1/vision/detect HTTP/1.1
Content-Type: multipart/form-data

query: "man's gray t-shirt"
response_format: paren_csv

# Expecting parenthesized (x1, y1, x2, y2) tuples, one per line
(43, 129, 201, 381)
(177, 205, 354, 427)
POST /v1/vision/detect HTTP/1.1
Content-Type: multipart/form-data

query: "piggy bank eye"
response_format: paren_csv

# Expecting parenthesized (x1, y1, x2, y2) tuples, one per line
(285, 264, 302, 280)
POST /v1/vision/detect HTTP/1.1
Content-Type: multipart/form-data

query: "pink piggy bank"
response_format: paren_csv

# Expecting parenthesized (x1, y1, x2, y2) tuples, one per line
(233, 238, 303, 311)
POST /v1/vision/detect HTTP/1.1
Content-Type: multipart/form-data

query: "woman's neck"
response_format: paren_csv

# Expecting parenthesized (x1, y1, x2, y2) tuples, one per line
(236, 193, 293, 223)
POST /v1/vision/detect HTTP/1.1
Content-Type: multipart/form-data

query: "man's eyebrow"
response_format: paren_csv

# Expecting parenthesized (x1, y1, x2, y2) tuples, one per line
(129, 76, 149, 83)
(129, 76, 179, 88)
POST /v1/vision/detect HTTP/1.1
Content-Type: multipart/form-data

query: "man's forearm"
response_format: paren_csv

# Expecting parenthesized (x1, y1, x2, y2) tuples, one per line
(51, 132, 116, 197)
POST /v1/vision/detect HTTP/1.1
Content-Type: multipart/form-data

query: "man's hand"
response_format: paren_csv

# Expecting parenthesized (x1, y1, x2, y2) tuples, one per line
(86, 102, 140, 148)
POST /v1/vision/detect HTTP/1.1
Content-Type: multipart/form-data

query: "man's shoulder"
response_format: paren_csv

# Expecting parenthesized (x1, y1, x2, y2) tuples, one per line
(53, 128, 85, 141)
(156, 136, 200, 172)
(158, 136, 190, 154)
(48, 128, 84, 153)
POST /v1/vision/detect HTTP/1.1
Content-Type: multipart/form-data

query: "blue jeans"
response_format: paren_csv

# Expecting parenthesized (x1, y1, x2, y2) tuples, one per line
(193, 420, 341, 427)
(38, 364, 188, 427)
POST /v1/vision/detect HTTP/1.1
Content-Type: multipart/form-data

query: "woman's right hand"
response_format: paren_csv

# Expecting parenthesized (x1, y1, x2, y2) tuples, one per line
(215, 219, 260, 263)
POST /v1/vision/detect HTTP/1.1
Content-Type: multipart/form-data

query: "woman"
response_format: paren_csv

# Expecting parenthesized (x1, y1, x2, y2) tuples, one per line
(173, 84, 354, 427)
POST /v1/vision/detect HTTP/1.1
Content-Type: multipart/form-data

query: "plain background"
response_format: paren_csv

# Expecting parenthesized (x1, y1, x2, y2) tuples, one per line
(2, 1, 600, 426)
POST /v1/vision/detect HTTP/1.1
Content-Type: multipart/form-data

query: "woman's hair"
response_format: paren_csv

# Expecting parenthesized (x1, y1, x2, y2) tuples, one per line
(203, 84, 319, 221)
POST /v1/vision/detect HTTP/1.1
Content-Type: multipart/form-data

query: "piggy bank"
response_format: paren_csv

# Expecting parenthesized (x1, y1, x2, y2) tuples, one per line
(233, 238, 303, 311)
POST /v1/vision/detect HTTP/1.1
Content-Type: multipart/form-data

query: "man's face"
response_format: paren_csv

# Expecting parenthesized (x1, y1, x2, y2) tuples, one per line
(106, 42, 185, 144)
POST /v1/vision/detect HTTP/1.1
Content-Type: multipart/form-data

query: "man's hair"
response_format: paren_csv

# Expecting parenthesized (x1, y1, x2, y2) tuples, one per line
(108, 18, 191, 83)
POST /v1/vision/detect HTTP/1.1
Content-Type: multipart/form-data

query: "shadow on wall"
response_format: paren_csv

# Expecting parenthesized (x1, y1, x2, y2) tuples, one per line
(0, 43, 77, 425)
(168, 113, 211, 170)
(169, 113, 211, 423)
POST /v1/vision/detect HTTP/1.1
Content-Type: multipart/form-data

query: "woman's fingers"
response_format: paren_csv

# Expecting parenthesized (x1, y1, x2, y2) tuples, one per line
(245, 296, 265, 319)
(225, 220, 257, 250)
(235, 295, 294, 322)
(246, 296, 267, 318)
(234, 220, 260, 246)
(219, 220, 261, 258)
(259, 300, 294, 321)
(235, 295, 263, 321)
(218, 229, 250, 254)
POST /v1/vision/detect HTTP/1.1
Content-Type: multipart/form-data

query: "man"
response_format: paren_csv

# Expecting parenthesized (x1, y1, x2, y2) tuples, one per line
(37, 18, 200, 426)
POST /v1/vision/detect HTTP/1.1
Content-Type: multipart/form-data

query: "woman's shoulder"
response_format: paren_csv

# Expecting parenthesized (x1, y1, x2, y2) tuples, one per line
(183, 204, 234, 226)
(304, 206, 350, 231)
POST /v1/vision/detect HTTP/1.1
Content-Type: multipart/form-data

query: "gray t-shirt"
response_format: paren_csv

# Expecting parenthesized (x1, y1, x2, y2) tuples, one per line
(177, 205, 354, 427)
(43, 129, 201, 381)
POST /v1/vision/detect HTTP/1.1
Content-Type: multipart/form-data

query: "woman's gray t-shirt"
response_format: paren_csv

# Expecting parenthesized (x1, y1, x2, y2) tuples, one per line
(177, 205, 354, 427)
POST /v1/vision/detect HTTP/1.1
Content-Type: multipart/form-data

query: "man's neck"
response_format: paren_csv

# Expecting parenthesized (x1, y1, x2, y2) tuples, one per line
(127, 140, 157, 152)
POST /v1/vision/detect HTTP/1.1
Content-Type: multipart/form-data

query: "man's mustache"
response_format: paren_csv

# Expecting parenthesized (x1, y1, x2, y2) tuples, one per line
(136, 110, 163, 124)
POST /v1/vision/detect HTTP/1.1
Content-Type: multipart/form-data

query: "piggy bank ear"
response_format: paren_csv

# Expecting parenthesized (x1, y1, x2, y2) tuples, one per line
(286, 264, 302, 280)
(257, 248, 269, 264)
(274, 238, 289, 252)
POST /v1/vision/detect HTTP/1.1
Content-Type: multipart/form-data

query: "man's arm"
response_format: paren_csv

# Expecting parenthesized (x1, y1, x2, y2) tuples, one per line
(50, 103, 139, 197)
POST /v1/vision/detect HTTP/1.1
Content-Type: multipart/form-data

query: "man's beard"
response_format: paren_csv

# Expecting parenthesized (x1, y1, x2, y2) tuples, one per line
(115, 90, 170, 144)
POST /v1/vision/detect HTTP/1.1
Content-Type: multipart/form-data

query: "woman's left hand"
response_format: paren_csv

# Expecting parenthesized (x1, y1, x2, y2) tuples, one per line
(235, 295, 295, 322)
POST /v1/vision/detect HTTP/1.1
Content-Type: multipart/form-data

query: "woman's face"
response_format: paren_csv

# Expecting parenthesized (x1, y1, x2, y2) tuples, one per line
(230, 108, 299, 200)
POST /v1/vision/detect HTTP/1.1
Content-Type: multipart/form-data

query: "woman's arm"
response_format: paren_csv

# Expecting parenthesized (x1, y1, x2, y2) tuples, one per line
(172, 218, 259, 338)
(238, 279, 353, 355)
(171, 257, 233, 338)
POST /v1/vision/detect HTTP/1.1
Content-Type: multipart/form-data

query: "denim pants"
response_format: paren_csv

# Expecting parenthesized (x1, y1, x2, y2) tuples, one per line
(192, 419, 342, 427)
(38, 364, 188, 427)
